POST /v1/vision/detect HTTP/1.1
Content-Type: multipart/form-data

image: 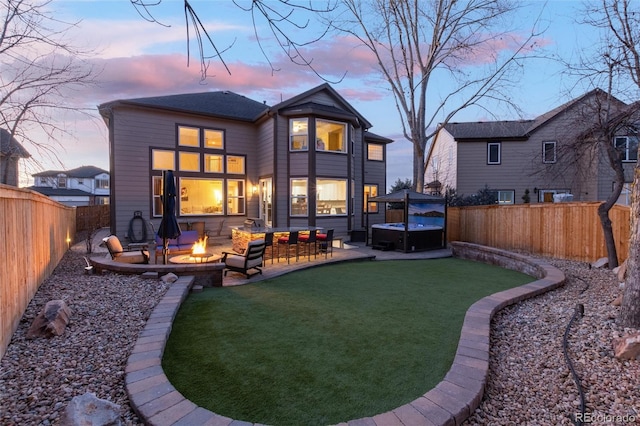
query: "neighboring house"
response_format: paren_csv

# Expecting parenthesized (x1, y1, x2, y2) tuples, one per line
(30, 166, 110, 206)
(426, 89, 639, 205)
(98, 83, 392, 242)
(0, 129, 30, 187)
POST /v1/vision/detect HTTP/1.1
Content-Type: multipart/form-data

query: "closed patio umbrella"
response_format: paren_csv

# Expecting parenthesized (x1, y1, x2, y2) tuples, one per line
(158, 170, 181, 264)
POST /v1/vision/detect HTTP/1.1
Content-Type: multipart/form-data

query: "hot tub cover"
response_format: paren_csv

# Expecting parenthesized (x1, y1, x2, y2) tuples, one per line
(368, 189, 445, 203)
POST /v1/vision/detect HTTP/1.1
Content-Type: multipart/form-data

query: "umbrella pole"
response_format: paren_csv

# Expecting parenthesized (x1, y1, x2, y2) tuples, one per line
(162, 170, 169, 265)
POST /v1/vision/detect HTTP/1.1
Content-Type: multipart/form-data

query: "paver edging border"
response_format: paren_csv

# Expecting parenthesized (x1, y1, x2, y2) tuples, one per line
(125, 242, 566, 426)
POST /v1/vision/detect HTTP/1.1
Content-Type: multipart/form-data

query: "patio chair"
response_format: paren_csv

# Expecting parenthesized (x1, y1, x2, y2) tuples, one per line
(103, 235, 150, 264)
(298, 229, 318, 261)
(277, 230, 299, 264)
(317, 229, 334, 258)
(221, 239, 266, 278)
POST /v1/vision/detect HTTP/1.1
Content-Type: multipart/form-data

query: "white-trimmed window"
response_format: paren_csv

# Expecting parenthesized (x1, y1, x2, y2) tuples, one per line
(543, 141, 556, 163)
(615, 136, 638, 162)
(204, 154, 223, 173)
(95, 178, 109, 189)
(497, 190, 515, 205)
(57, 176, 67, 188)
(367, 144, 383, 161)
(152, 149, 175, 170)
(227, 179, 245, 215)
(364, 184, 379, 212)
(152, 176, 163, 216)
(487, 142, 501, 164)
(179, 178, 224, 215)
(204, 129, 224, 149)
(290, 178, 308, 216)
(178, 126, 199, 147)
(290, 118, 309, 151)
(179, 152, 200, 171)
(226, 155, 245, 174)
(317, 119, 347, 153)
(317, 178, 347, 215)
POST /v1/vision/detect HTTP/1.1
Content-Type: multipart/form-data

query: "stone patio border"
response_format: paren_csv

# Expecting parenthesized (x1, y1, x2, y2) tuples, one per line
(124, 242, 565, 426)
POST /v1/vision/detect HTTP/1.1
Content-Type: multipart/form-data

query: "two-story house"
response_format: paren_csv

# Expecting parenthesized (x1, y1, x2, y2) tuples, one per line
(0, 129, 30, 187)
(426, 89, 638, 204)
(30, 166, 110, 206)
(98, 83, 392, 243)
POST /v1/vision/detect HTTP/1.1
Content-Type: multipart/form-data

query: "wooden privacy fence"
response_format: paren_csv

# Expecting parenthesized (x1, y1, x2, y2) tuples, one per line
(446, 202, 630, 263)
(76, 204, 110, 232)
(0, 185, 76, 360)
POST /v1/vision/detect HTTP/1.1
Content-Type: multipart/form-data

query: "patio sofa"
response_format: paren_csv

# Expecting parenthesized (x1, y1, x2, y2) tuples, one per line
(154, 230, 201, 263)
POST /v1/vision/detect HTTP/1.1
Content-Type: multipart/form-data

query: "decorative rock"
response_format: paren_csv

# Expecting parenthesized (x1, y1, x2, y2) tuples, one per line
(161, 272, 178, 283)
(591, 257, 608, 269)
(60, 392, 122, 426)
(26, 300, 72, 339)
(140, 271, 159, 280)
(613, 333, 640, 360)
(611, 294, 623, 306)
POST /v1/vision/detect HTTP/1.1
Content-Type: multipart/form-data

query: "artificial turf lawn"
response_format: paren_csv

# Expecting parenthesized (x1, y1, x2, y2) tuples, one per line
(162, 258, 532, 425)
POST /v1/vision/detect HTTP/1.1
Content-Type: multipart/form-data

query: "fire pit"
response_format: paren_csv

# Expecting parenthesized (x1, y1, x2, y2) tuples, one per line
(169, 253, 221, 264)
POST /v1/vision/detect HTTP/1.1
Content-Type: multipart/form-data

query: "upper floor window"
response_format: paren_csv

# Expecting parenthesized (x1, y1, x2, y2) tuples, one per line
(178, 126, 199, 147)
(179, 152, 200, 171)
(204, 154, 223, 173)
(615, 136, 638, 162)
(543, 141, 556, 163)
(487, 142, 501, 165)
(226, 155, 245, 174)
(95, 178, 109, 189)
(290, 118, 308, 151)
(204, 129, 224, 149)
(367, 144, 384, 161)
(317, 119, 347, 153)
(57, 176, 67, 188)
(364, 184, 379, 213)
(152, 149, 175, 170)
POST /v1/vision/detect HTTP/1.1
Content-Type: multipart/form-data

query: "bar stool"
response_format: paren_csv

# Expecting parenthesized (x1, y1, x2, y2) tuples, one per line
(298, 229, 318, 261)
(277, 231, 299, 264)
(264, 232, 275, 264)
(317, 229, 334, 258)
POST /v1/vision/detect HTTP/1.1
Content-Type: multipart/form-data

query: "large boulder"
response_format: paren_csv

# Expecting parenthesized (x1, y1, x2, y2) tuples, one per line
(613, 333, 640, 360)
(60, 392, 122, 426)
(26, 299, 72, 339)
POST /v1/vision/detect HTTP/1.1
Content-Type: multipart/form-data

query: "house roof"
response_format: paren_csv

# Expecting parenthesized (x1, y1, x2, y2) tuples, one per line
(28, 186, 92, 197)
(99, 91, 270, 122)
(33, 165, 109, 178)
(364, 131, 394, 144)
(444, 120, 534, 141)
(0, 129, 30, 158)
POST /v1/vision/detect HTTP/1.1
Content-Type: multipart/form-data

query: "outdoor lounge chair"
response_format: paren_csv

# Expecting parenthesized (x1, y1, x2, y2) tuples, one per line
(103, 235, 150, 264)
(221, 239, 266, 278)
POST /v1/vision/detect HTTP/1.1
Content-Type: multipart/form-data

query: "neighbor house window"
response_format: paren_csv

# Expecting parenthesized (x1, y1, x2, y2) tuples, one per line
(367, 144, 383, 161)
(179, 152, 200, 172)
(543, 141, 556, 163)
(226, 156, 245, 174)
(615, 136, 638, 162)
(179, 126, 199, 147)
(317, 179, 347, 215)
(290, 118, 309, 151)
(204, 129, 224, 149)
(497, 190, 515, 205)
(290, 178, 308, 216)
(57, 176, 67, 188)
(617, 183, 632, 206)
(317, 119, 347, 153)
(538, 189, 570, 203)
(96, 178, 109, 189)
(152, 149, 175, 170)
(227, 179, 246, 215)
(204, 154, 223, 173)
(179, 178, 224, 215)
(487, 142, 501, 164)
(364, 184, 379, 213)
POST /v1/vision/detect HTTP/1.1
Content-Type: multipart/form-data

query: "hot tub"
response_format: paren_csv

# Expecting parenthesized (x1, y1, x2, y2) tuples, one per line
(371, 223, 444, 252)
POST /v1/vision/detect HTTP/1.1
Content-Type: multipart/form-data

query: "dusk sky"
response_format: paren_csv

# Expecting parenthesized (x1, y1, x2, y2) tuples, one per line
(16, 0, 619, 190)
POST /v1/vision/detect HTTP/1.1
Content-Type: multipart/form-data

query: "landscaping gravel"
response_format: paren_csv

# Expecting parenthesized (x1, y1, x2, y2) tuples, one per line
(0, 250, 638, 425)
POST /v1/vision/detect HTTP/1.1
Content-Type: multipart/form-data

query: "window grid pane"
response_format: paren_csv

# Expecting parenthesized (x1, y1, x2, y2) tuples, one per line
(367, 144, 383, 161)
(204, 154, 223, 173)
(227, 180, 246, 215)
(291, 179, 308, 216)
(317, 119, 346, 153)
(152, 150, 175, 170)
(179, 152, 200, 172)
(226, 156, 245, 174)
(179, 126, 199, 147)
(204, 129, 224, 149)
(290, 118, 308, 151)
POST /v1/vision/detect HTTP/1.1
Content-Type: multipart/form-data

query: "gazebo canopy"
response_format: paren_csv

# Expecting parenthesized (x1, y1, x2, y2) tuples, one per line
(369, 189, 445, 203)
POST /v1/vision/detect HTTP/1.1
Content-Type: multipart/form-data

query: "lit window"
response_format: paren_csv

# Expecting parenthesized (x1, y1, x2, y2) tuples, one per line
(290, 118, 308, 151)
(179, 152, 200, 171)
(543, 141, 556, 163)
(317, 119, 346, 153)
(364, 184, 378, 213)
(497, 190, 514, 205)
(179, 178, 224, 215)
(290, 179, 308, 216)
(152, 176, 163, 217)
(487, 142, 501, 164)
(317, 179, 347, 215)
(152, 150, 175, 170)
(226, 156, 245, 174)
(204, 154, 223, 173)
(204, 129, 224, 149)
(227, 180, 245, 215)
(179, 126, 199, 146)
(367, 144, 383, 161)
(615, 136, 638, 162)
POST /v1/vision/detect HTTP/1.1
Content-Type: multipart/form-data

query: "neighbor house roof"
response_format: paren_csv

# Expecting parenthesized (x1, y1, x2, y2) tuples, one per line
(99, 91, 270, 122)
(443, 120, 534, 141)
(33, 165, 108, 178)
(28, 187, 92, 197)
(0, 129, 30, 158)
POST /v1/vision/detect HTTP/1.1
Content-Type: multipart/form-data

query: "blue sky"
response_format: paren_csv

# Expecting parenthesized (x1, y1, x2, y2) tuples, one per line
(19, 0, 611, 189)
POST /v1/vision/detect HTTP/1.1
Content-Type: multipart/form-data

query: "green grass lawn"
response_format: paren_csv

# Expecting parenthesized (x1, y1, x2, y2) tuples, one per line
(162, 258, 532, 425)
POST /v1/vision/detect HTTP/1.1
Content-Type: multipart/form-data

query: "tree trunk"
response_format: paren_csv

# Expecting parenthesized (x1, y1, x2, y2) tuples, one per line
(619, 166, 640, 328)
(597, 203, 618, 268)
